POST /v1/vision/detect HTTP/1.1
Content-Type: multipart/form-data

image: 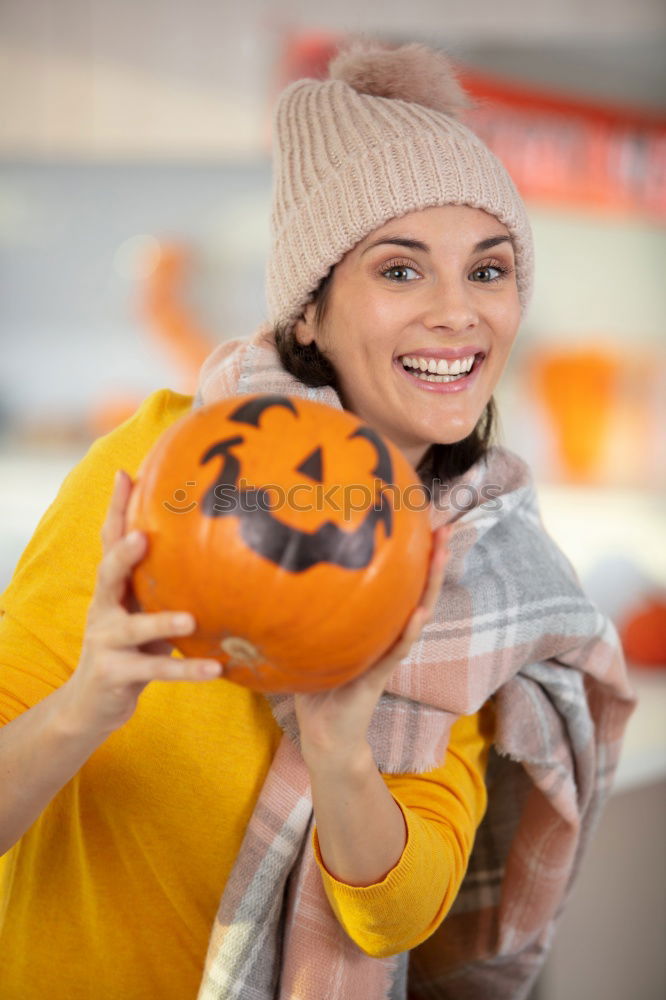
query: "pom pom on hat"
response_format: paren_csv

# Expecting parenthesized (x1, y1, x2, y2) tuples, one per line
(329, 40, 474, 119)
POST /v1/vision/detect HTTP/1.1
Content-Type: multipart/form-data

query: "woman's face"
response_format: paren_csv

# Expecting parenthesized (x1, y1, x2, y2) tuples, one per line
(294, 204, 522, 468)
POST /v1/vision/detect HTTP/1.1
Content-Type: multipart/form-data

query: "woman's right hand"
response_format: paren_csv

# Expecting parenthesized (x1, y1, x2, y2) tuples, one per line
(62, 468, 223, 739)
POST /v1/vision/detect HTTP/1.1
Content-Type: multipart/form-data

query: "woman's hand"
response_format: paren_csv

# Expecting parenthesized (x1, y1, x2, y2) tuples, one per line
(294, 522, 452, 770)
(61, 469, 223, 740)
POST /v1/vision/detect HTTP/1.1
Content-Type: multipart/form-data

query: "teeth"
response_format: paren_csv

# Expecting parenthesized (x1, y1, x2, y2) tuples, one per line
(413, 371, 463, 383)
(401, 353, 476, 374)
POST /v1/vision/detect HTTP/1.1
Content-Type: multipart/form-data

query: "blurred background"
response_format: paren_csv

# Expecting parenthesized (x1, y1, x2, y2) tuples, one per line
(0, 1, 664, 997)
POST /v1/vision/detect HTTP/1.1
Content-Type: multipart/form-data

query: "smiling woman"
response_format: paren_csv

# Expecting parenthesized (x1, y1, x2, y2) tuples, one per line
(291, 205, 522, 465)
(0, 37, 633, 1000)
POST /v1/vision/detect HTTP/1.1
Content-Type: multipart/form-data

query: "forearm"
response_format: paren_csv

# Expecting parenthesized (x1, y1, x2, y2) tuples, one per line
(0, 682, 104, 856)
(306, 741, 407, 887)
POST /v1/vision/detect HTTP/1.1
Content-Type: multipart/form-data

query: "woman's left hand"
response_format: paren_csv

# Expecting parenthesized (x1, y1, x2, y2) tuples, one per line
(295, 523, 453, 770)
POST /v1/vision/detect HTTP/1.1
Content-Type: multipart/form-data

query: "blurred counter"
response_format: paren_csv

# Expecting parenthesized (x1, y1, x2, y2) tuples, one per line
(536, 481, 666, 593)
(612, 666, 666, 792)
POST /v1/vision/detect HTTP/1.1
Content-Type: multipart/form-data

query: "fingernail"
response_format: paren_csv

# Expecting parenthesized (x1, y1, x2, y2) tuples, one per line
(202, 661, 221, 677)
(173, 612, 194, 630)
(126, 530, 142, 545)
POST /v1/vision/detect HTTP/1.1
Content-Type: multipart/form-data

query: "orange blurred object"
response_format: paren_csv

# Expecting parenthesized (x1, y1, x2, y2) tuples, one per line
(620, 597, 666, 667)
(277, 31, 344, 87)
(530, 346, 621, 482)
(143, 243, 217, 394)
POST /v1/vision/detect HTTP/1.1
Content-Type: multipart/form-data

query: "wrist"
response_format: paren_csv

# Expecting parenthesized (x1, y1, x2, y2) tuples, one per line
(55, 680, 109, 748)
(301, 736, 375, 779)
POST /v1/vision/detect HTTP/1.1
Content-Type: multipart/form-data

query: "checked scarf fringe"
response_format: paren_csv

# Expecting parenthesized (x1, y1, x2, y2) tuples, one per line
(193, 326, 635, 1000)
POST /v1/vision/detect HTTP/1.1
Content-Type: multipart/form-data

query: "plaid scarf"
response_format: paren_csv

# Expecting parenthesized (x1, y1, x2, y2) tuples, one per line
(192, 326, 635, 1000)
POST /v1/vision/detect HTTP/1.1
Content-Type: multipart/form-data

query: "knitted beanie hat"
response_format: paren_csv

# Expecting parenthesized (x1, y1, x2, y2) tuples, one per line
(266, 41, 534, 328)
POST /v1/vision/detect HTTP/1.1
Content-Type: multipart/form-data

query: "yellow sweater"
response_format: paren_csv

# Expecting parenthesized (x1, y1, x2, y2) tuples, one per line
(0, 389, 492, 1000)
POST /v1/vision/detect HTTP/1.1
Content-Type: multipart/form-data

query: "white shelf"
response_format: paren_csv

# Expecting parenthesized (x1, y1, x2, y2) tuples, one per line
(536, 482, 666, 587)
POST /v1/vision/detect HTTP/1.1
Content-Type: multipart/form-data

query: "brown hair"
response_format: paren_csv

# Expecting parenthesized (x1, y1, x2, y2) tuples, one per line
(274, 269, 498, 490)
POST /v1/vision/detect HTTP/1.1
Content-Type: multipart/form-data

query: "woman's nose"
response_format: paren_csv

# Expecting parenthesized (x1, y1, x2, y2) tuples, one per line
(420, 280, 479, 333)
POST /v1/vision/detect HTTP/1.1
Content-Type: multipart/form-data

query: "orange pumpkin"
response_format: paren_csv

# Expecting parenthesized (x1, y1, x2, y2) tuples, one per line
(126, 394, 433, 692)
(620, 597, 666, 667)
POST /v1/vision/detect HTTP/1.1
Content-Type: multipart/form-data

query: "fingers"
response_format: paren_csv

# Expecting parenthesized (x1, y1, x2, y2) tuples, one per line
(105, 651, 222, 684)
(72, 468, 223, 743)
(303, 525, 456, 702)
(101, 469, 132, 554)
(88, 565, 219, 666)
(92, 608, 196, 651)
(94, 527, 146, 612)
(84, 603, 223, 682)
(394, 606, 430, 660)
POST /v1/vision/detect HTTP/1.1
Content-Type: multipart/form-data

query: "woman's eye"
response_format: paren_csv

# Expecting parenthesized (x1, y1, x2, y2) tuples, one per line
(382, 264, 419, 282)
(471, 264, 504, 282)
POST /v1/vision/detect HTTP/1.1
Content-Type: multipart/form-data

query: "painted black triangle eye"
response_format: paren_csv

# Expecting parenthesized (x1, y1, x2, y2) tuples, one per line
(296, 446, 324, 483)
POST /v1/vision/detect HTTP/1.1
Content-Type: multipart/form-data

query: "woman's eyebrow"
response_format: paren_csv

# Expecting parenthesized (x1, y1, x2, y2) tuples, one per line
(361, 234, 514, 255)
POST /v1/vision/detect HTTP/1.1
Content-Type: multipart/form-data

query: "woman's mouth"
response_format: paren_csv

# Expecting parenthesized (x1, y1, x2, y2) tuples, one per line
(395, 352, 485, 391)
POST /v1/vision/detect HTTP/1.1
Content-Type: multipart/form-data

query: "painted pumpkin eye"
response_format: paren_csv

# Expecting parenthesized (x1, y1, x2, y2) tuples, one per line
(295, 446, 323, 483)
(127, 393, 432, 694)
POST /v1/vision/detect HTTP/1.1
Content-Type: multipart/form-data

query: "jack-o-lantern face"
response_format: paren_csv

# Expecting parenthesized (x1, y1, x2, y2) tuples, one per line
(127, 394, 432, 692)
(200, 394, 395, 573)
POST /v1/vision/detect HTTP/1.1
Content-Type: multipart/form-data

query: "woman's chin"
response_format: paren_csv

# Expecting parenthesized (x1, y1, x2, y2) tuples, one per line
(421, 418, 481, 449)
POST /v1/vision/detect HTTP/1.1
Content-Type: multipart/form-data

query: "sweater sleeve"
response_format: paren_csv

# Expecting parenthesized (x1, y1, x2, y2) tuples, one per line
(312, 703, 493, 958)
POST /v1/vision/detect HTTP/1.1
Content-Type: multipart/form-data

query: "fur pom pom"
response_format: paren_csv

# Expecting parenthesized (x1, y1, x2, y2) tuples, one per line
(328, 41, 473, 118)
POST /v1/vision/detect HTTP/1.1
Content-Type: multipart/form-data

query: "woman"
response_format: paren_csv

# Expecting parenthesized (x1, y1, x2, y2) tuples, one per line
(0, 41, 633, 1000)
